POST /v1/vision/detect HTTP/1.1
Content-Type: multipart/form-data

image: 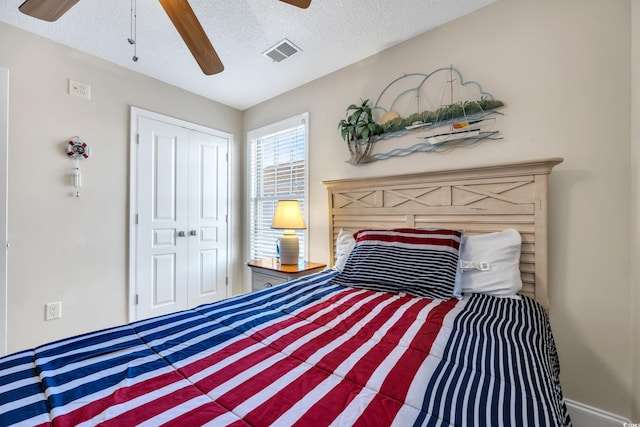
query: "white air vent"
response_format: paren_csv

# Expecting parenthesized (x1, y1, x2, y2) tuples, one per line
(263, 38, 301, 63)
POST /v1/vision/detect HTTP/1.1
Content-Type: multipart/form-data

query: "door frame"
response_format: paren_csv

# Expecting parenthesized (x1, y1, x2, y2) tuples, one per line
(128, 107, 232, 321)
(0, 68, 8, 355)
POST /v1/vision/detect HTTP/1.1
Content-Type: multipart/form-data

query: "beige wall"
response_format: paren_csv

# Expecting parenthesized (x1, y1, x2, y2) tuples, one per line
(0, 22, 244, 352)
(245, 0, 635, 419)
(632, 0, 640, 420)
(1, 0, 637, 420)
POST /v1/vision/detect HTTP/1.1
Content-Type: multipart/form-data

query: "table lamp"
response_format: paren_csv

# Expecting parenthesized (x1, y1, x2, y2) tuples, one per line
(271, 200, 306, 265)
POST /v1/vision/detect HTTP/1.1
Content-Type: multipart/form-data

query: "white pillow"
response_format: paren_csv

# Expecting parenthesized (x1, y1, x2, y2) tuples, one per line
(457, 228, 523, 298)
(333, 229, 356, 272)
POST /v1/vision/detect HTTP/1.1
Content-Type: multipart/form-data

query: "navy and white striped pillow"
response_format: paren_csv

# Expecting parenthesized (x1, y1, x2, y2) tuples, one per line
(330, 228, 463, 300)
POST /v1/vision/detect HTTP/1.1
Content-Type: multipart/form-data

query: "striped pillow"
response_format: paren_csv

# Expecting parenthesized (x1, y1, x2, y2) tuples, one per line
(330, 228, 463, 300)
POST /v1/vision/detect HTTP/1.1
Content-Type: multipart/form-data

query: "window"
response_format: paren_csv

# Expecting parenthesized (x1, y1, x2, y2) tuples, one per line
(248, 113, 308, 261)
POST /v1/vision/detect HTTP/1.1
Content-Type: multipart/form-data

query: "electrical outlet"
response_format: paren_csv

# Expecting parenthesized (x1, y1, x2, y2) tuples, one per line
(45, 302, 62, 321)
(68, 79, 90, 100)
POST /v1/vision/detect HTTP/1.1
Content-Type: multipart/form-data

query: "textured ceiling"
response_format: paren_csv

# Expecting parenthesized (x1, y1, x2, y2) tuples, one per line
(0, 0, 496, 110)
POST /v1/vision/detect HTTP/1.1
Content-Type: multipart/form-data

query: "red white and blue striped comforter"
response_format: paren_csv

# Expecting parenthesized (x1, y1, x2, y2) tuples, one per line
(0, 270, 570, 426)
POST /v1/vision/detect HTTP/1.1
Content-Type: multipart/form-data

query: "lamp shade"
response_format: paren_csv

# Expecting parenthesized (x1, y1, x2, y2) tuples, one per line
(271, 200, 306, 230)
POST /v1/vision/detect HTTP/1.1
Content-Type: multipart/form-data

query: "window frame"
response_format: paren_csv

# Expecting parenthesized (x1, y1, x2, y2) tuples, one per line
(246, 113, 309, 263)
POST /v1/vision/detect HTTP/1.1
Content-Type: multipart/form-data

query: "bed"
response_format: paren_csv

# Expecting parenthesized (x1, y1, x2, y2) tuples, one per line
(0, 158, 569, 426)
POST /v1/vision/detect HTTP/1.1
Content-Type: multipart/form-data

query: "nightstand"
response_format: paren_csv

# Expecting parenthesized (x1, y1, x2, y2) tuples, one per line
(247, 259, 327, 292)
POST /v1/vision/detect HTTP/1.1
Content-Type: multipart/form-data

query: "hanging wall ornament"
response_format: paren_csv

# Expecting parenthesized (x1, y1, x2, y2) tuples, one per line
(65, 136, 89, 197)
(66, 136, 90, 160)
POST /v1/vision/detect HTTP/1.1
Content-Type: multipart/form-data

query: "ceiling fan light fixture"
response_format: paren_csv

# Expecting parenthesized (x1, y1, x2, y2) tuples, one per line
(263, 38, 301, 63)
(18, 0, 81, 21)
(17, 0, 311, 75)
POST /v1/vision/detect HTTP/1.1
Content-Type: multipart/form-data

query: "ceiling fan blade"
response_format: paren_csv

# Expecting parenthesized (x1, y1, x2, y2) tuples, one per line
(158, 0, 224, 75)
(280, 0, 311, 8)
(19, 0, 81, 22)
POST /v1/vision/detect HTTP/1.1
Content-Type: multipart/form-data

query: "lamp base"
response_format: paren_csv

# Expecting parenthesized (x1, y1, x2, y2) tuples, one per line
(279, 230, 299, 265)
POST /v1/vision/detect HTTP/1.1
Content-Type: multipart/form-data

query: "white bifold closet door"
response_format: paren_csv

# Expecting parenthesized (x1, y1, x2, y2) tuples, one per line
(135, 116, 228, 321)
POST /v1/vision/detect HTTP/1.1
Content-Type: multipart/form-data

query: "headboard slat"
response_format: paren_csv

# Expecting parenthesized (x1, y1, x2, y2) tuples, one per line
(323, 158, 562, 309)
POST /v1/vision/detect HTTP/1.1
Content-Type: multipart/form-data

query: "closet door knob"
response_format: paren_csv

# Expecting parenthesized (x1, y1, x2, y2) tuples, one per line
(177, 231, 186, 237)
(189, 230, 197, 236)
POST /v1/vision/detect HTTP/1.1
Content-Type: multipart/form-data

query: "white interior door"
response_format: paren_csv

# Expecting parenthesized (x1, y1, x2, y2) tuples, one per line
(137, 117, 190, 319)
(132, 112, 229, 321)
(0, 68, 8, 355)
(187, 129, 228, 307)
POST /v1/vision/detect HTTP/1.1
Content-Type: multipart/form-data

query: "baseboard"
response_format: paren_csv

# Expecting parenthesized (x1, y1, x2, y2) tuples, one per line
(565, 399, 631, 427)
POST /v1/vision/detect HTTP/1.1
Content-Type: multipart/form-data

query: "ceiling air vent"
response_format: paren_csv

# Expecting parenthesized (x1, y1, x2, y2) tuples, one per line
(263, 38, 301, 63)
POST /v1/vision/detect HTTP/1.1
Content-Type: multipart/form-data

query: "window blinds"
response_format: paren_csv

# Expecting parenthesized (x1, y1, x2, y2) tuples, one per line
(249, 115, 308, 261)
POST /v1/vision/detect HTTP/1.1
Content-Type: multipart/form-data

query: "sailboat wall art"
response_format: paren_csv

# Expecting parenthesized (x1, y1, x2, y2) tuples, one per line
(338, 66, 504, 164)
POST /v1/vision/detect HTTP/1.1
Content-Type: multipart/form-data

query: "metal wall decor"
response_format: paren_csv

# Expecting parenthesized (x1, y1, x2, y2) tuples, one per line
(338, 66, 505, 164)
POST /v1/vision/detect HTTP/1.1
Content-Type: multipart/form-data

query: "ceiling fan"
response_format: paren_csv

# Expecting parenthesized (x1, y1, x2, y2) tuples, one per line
(18, 0, 312, 75)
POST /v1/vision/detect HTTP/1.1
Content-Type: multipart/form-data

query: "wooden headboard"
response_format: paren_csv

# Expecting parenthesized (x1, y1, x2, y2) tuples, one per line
(323, 158, 563, 309)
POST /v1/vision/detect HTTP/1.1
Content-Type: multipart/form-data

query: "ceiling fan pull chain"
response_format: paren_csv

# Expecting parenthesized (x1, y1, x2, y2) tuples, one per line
(128, 0, 138, 62)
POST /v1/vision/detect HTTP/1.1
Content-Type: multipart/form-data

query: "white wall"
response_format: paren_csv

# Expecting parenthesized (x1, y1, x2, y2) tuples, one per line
(0, 22, 244, 352)
(244, 0, 635, 419)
